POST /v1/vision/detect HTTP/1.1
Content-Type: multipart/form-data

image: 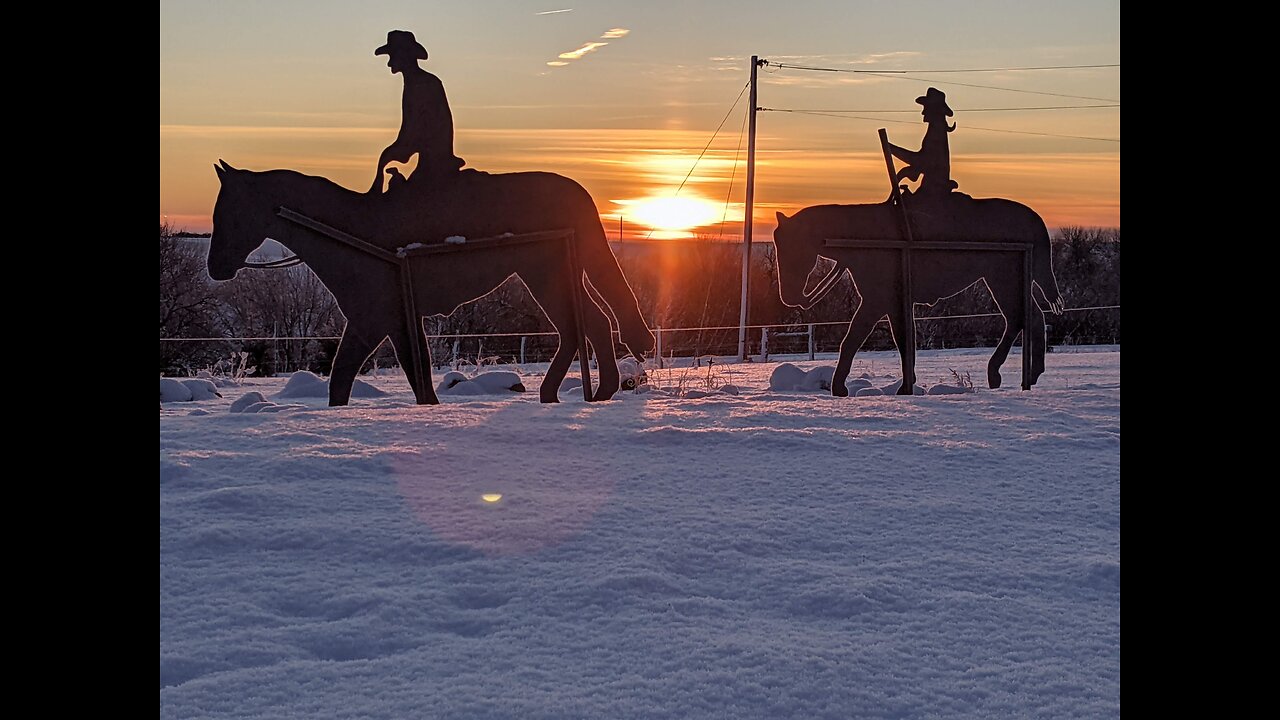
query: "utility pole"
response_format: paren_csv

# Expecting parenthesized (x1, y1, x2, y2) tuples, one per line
(737, 55, 763, 362)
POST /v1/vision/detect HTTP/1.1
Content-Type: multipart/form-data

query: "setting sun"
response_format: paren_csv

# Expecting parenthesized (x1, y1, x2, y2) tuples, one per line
(616, 196, 724, 238)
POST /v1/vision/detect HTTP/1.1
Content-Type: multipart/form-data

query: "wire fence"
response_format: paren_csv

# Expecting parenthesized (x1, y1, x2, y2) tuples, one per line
(159, 305, 1119, 375)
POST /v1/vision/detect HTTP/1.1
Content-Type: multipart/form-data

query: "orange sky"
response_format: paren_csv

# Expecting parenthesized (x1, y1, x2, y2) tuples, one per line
(159, 2, 1120, 237)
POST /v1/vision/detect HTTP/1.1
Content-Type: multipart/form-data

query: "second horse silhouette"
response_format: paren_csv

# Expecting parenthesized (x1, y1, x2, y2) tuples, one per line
(208, 162, 655, 405)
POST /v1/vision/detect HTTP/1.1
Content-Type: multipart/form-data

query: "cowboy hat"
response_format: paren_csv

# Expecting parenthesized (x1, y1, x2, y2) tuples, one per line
(375, 30, 428, 60)
(916, 87, 953, 117)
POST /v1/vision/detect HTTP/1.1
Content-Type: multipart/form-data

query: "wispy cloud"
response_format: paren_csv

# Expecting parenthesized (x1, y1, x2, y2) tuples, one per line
(849, 51, 921, 65)
(559, 42, 609, 61)
(547, 28, 630, 68)
(535, 8, 573, 15)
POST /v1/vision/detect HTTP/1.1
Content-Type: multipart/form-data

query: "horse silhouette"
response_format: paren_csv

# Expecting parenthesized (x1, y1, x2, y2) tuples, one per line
(772, 194, 1063, 394)
(208, 161, 655, 405)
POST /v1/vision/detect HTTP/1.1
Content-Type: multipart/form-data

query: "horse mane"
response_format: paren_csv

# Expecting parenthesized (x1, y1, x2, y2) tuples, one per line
(241, 168, 363, 200)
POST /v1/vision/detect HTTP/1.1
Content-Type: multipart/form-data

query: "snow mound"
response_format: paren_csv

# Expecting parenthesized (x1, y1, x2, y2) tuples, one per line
(230, 392, 267, 413)
(845, 377, 874, 393)
(684, 389, 710, 399)
(855, 386, 884, 397)
(472, 371, 524, 393)
(236, 400, 306, 414)
(438, 370, 525, 396)
(187, 408, 211, 416)
(181, 378, 222, 401)
(559, 377, 583, 393)
(273, 371, 387, 399)
(258, 403, 306, 413)
(769, 363, 835, 391)
(436, 371, 468, 391)
(879, 379, 927, 396)
(239, 402, 276, 414)
(160, 378, 192, 403)
(718, 384, 741, 395)
(275, 372, 328, 398)
(926, 384, 971, 395)
(196, 369, 240, 387)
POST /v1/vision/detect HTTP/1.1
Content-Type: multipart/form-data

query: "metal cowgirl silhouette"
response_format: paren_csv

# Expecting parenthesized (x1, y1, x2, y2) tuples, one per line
(773, 89, 1063, 394)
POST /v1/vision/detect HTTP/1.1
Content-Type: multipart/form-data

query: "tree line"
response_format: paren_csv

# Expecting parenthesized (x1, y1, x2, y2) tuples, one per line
(159, 223, 1119, 375)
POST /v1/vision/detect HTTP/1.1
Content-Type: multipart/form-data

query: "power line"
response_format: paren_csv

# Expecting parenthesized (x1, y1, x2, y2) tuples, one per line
(717, 101, 749, 239)
(671, 81, 750, 198)
(759, 107, 1121, 144)
(866, 72, 1118, 102)
(644, 80, 750, 240)
(768, 62, 1119, 103)
(768, 103, 1120, 113)
(770, 62, 1119, 74)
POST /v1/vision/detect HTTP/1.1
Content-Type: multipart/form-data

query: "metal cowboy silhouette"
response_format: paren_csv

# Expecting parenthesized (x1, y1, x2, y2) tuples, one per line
(368, 30, 466, 194)
(886, 87, 959, 197)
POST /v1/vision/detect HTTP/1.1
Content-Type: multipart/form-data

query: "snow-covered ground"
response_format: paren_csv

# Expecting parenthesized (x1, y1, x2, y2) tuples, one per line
(160, 347, 1120, 719)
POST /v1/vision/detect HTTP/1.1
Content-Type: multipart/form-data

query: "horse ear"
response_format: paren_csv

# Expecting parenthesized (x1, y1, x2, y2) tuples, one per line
(776, 211, 789, 225)
(214, 162, 225, 181)
(218, 159, 234, 172)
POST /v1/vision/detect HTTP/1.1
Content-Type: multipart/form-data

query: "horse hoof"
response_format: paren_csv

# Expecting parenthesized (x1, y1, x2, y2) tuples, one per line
(832, 384, 849, 398)
(988, 372, 1002, 389)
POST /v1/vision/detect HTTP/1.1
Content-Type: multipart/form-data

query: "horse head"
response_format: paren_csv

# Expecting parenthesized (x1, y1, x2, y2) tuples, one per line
(209, 160, 275, 281)
(773, 211, 841, 310)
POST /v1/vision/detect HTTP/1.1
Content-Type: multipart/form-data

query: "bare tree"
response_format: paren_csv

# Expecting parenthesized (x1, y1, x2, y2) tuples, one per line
(159, 223, 225, 373)
(218, 265, 345, 374)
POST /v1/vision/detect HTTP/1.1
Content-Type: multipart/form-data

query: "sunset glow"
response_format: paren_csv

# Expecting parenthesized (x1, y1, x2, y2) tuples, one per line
(616, 196, 724, 237)
(160, 3, 1120, 233)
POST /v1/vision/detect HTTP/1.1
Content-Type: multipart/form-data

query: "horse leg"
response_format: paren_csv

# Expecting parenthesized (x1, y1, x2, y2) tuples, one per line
(540, 334, 578, 403)
(388, 323, 439, 405)
(985, 276, 1026, 390)
(520, 277, 579, 403)
(583, 296, 621, 401)
(329, 328, 383, 407)
(987, 322, 1017, 389)
(983, 275, 1024, 389)
(832, 304, 888, 397)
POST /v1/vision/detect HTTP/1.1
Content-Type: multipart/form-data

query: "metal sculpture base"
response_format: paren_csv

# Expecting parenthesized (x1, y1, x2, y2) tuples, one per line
(824, 237, 1035, 391)
(277, 207, 594, 402)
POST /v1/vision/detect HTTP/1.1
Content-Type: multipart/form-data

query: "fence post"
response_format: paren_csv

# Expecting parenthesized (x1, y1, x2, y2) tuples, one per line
(655, 326, 663, 369)
(808, 323, 815, 360)
(520, 336, 526, 365)
(761, 327, 769, 362)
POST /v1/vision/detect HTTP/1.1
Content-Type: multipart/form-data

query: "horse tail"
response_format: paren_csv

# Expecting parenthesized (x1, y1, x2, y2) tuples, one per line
(1031, 216, 1064, 314)
(575, 212, 656, 359)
